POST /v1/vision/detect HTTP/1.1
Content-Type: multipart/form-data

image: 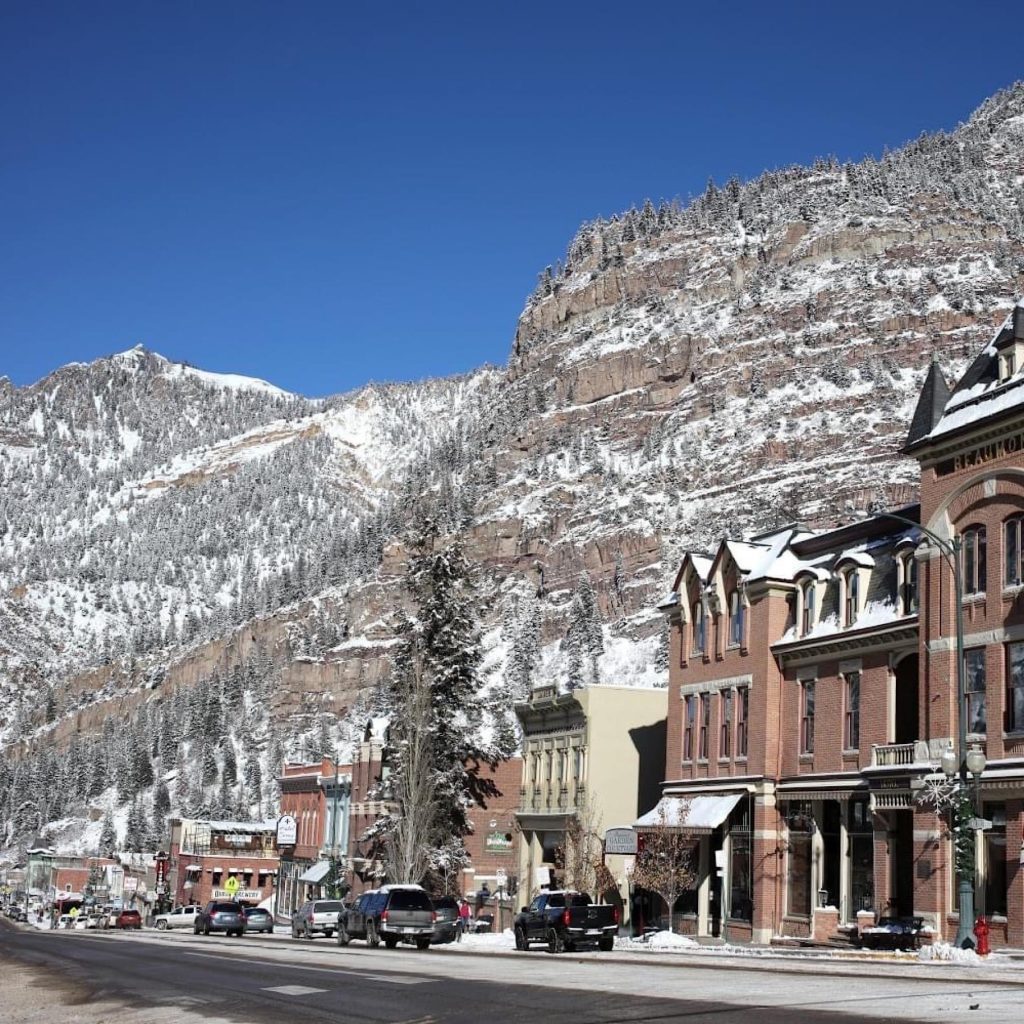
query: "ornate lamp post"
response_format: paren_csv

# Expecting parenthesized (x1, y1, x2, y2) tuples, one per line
(871, 508, 972, 946)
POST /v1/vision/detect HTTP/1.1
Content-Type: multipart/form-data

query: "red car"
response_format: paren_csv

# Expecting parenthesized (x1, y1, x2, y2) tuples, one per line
(113, 908, 142, 930)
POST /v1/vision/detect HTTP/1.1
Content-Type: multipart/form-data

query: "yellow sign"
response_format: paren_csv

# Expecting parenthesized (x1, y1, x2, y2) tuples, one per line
(224, 876, 240, 895)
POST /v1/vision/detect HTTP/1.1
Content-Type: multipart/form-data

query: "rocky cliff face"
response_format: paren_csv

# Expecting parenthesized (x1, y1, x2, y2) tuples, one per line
(3, 85, 1024, 849)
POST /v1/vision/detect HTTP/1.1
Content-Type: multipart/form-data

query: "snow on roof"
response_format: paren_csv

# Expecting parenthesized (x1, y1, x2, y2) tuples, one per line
(690, 555, 713, 580)
(724, 540, 768, 574)
(836, 549, 875, 569)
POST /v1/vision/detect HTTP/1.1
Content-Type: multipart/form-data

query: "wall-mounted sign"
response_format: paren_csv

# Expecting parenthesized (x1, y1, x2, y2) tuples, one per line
(276, 815, 297, 847)
(212, 888, 261, 900)
(604, 827, 638, 856)
(485, 831, 514, 854)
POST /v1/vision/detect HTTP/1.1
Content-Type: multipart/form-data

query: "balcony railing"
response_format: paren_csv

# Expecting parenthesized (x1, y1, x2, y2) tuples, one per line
(871, 741, 931, 768)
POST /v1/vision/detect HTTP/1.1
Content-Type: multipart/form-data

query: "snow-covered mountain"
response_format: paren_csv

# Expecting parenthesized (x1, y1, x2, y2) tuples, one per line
(3, 83, 1024, 856)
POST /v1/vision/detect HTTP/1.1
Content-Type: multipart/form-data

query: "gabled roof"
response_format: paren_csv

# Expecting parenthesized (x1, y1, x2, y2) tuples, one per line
(906, 301, 1024, 451)
(903, 356, 951, 448)
(669, 552, 713, 594)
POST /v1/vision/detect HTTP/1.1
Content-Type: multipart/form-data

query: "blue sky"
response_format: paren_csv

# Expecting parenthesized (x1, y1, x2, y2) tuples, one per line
(0, 1, 1017, 396)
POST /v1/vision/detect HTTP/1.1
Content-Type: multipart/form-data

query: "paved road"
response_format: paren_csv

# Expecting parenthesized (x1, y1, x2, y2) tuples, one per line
(2, 923, 1019, 1023)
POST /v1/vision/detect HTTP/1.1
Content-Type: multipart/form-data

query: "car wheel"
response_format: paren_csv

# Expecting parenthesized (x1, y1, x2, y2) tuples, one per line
(204, 925, 211, 936)
(156, 920, 167, 930)
(291, 925, 299, 939)
(384, 935, 398, 949)
(367, 921, 380, 948)
(337, 924, 350, 947)
(324, 929, 333, 938)
(546, 927, 564, 955)
(514, 926, 528, 951)
(598, 936, 614, 952)
(415, 937, 430, 951)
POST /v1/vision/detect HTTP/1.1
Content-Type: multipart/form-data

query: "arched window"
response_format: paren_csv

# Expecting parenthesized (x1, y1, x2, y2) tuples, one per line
(801, 581, 816, 636)
(1005, 517, 1024, 587)
(729, 589, 744, 647)
(692, 599, 706, 655)
(843, 570, 860, 628)
(962, 526, 987, 595)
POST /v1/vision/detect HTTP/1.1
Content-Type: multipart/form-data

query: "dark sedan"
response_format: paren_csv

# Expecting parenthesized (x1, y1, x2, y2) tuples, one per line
(243, 906, 274, 934)
(194, 900, 246, 937)
(431, 895, 461, 944)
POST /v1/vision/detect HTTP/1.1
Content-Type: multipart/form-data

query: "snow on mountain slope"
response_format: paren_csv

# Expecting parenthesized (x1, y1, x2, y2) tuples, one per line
(4, 83, 1024, 857)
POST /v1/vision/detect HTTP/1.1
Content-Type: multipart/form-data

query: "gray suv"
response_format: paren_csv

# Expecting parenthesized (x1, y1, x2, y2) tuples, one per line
(291, 899, 344, 939)
(194, 900, 245, 937)
(337, 885, 435, 950)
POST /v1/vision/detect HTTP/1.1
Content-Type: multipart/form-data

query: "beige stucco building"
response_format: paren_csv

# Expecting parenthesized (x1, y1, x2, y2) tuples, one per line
(514, 683, 667, 919)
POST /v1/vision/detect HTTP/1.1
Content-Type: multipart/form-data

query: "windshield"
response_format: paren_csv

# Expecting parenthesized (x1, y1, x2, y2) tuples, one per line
(313, 901, 342, 913)
(388, 891, 433, 911)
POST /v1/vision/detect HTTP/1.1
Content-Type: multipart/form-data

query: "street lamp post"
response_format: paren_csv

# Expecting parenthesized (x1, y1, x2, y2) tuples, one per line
(871, 508, 973, 947)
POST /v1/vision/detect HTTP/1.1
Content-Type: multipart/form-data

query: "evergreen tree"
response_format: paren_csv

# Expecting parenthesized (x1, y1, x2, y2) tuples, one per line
(98, 810, 117, 856)
(370, 528, 499, 885)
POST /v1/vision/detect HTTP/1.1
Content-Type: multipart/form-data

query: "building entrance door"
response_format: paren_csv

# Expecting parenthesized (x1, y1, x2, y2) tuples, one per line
(892, 811, 915, 916)
(821, 802, 841, 910)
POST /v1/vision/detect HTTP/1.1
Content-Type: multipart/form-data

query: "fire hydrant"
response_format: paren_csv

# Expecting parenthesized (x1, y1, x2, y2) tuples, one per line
(974, 915, 990, 956)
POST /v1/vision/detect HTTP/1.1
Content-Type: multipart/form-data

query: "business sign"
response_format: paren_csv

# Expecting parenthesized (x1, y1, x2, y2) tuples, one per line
(276, 815, 297, 847)
(485, 831, 514, 854)
(123, 877, 139, 893)
(604, 827, 638, 856)
(212, 888, 261, 900)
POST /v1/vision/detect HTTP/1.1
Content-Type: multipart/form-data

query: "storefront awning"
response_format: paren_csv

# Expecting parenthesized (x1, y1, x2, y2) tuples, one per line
(297, 860, 332, 884)
(635, 793, 744, 834)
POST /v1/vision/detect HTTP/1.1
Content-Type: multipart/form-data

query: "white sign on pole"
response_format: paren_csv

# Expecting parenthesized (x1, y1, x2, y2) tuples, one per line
(604, 827, 638, 856)
(276, 815, 298, 846)
(495, 868, 507, 888)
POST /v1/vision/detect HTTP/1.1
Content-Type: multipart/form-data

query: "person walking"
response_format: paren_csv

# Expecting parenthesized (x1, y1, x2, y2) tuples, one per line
(457, 898, 471, 941)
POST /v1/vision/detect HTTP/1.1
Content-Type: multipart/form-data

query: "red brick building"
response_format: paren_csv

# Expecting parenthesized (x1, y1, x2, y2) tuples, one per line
(653, 301, 1024, 948)
(167, 818, 279, 909)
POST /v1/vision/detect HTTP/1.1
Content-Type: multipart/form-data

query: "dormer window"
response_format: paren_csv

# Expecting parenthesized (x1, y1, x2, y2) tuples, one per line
(692, 599, 706, 655)
(843, 569, 860, 627)
(801, 581, 816, 636)
(728, 589, 744, 647)
(897, 549, 918, 614)
(1000, 349, 1017, 382)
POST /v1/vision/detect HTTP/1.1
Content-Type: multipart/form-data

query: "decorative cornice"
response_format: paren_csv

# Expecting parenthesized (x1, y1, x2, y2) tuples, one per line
(774, 623, 918, 669)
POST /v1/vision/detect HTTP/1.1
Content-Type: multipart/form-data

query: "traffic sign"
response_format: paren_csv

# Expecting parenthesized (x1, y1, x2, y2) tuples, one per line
(495, 868, 507, 888)
(224, 876, 240, 895)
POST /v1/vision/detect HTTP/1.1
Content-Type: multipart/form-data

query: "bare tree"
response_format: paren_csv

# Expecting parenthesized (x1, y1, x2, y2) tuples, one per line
(554, 797, 617, 898)
(631, 806, 697, 933)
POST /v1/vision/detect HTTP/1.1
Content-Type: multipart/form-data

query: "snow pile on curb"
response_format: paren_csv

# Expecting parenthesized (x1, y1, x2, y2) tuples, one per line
(918, 942, 983, 966)
(616, 930, 700, 953)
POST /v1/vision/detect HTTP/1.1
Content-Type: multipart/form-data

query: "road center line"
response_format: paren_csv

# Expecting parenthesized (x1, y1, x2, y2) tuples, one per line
(183, 949, 435, 985)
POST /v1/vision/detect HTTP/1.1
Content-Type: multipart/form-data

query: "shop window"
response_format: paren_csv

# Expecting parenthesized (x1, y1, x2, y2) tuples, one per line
(962, 526, 987, 595)
(1005, 517, 1024, 587)
(800, 680, 815, 754)
(728, 590, 744, 648)
(965, 648, 986, 735)
(692, 600, 706, 656)
(683, 696, 695, 762)
(898, 551, 918, 615)
(698, 694, 710, 760)
(1007, 641, 1024, 733)
(848, 800, 874, 913)
(720, 690, 732, 759)
(728, 798, 752, 923)
(983, 802, 1007, 917)
(844, 671, 860, 750)
(786, 803, 813, 917)
(736, 686, 749, 758)
(801, 581, 816, 636)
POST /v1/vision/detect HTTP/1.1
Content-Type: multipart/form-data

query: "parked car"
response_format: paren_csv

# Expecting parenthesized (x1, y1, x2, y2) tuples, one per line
(84, 911, 106, 929)
(153, 905, 201, 930)
(514, 890, 618, 953)
(291, 899, 343, 940)
(431, 895, 461, 944)
(243, 906, 274, 934)
(337, 885, 435, 950)
(194, 900, 246, 937)
(112, 908, 142, 930)
(56, 914, 75, 929)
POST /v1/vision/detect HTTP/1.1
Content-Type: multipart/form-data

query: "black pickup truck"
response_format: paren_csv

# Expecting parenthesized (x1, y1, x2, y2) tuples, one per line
(513, 890, 618, 953)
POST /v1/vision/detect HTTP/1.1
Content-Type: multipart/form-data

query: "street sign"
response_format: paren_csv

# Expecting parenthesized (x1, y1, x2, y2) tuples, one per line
(224, 876, 240, 895)
(968, 817, 993, 831)
(495, 868, 507, 888)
